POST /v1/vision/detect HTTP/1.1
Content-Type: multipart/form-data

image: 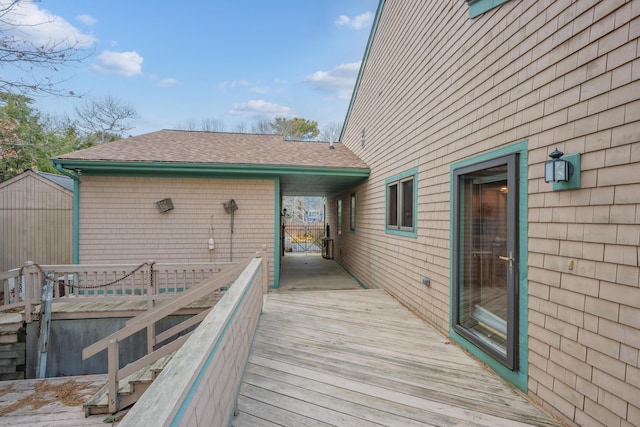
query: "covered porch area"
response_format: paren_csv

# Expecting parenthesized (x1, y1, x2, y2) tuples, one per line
(277, 253, 362, 292)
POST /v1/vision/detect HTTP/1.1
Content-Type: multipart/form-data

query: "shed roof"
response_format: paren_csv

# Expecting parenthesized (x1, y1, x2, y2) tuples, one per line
(0, 169, 73, 194)
(53, 130, 370, 196)
(37, 171, 74, 192)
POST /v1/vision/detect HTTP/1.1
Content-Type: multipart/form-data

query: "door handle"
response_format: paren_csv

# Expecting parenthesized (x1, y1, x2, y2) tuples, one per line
(499, 252, 513, 271)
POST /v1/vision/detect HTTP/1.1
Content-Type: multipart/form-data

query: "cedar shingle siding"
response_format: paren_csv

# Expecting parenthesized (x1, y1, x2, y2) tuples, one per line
(337, 0, 640, 426)
(78, 176, 276, 285)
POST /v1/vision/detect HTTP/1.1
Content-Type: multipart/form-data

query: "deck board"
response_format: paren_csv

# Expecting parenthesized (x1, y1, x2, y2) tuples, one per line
(0, 374, 111, 426)
(234, 289, 562, 427)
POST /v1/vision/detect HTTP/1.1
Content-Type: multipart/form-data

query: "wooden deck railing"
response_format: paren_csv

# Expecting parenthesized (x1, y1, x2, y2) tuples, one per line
(0, 260, 233, 322)
(119, 247, 268, 425)
(82, 247, 268, 414)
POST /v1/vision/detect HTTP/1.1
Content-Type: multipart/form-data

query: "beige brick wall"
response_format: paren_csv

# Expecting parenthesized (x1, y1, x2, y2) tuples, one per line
(78, 176, 275, 284)
(338, 0, 639, 425)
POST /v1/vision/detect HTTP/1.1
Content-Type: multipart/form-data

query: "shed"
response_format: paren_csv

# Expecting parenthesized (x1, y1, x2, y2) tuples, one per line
(0, 170, 74, 271)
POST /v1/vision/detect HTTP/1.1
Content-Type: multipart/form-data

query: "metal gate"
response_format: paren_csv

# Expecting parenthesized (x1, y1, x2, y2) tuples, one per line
(283, 222, 325, 254)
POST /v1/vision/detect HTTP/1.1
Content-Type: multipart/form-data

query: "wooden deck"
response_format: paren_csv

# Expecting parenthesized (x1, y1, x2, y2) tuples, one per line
(233, 289, 562, 427)
(0, 374, 112, 426)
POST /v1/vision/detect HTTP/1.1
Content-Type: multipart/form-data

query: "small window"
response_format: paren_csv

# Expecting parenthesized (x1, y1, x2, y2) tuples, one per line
(386, 169, 417, 236)
(350, 193, 356, 232)
(337, 199, 342, 236)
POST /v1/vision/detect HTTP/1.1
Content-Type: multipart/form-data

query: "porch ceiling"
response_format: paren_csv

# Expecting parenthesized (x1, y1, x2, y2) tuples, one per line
(280, 172, 368, 197)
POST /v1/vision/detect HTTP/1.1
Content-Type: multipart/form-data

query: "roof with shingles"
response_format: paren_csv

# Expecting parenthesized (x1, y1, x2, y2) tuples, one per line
(55, 130, 369, 170)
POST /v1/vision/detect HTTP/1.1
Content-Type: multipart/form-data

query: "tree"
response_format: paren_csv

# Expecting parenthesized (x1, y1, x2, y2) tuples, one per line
(176, 117, 225, 132)
(0, 1, 92, 97)
(73, 95, 137, 144)
(251, 119, 272, 134)
(270, 117, 319, 141)
(0, 93, 82, 181)
(318, 121, 343, 142)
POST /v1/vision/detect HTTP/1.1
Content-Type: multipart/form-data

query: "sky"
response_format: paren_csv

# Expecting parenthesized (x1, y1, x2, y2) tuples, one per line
(1, 1, 378, 136)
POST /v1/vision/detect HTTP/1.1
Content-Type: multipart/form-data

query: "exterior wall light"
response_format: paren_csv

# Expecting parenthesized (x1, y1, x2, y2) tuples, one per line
(544, 148, 573, 183)
(544, 148, 581, 191)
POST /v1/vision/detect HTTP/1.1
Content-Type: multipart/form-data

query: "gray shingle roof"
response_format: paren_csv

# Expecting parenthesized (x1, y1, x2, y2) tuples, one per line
(37, 171, 74, 191)
(55, 130, 368, 170)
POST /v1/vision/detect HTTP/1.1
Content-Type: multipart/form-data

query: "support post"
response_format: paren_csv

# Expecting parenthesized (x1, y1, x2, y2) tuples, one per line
(37, 273, 53, 378)
(23, 262, 34, 323)
(108, 339, 119, 413)
(261, 245, 268, 295)
(146, 260, 155, 354)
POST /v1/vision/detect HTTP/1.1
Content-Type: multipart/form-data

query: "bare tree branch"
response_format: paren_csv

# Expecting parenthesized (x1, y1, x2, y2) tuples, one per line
(73, 95, 137, 143)
(0, 0, 93, 97)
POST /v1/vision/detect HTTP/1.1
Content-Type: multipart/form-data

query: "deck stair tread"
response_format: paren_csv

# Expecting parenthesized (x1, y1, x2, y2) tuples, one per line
(83, 352, 174, 416)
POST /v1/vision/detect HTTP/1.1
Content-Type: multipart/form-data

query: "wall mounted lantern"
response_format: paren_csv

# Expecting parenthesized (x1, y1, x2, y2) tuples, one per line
(544, 148, 581, 191)
(544, 148, 573, 183)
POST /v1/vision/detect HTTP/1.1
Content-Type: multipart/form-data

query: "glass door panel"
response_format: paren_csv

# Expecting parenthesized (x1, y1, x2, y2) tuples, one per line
(453, 154, 518, 369)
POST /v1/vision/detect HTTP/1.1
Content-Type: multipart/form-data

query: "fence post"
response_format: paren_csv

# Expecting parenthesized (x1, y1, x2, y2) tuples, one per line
(23, 261, 34, 323)
(146, 260, 155, 355)
(108, 339, 119, 413)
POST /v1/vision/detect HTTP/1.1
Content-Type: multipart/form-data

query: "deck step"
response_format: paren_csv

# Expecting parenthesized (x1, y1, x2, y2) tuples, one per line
(83, 352, 174, 416)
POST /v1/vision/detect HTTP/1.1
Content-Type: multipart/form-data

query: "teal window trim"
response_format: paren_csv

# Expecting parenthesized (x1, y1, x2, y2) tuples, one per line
(350, 192, 356, 233)
(448, 140, 528, 392)
(468, 0, 511, 19)
(385, 168, 418, 238)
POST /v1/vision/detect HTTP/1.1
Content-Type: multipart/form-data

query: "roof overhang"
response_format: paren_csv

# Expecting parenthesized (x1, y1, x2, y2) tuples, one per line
(51, 159, 369, 197)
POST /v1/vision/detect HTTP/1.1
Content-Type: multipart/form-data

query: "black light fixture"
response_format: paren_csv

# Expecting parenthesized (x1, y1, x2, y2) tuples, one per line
(544, 148, 574, 183)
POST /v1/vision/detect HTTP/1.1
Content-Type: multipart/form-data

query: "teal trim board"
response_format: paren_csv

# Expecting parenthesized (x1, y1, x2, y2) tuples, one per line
(339, 0, 386, 142)
(50, 159, 369, 180)
(170, 262, 261, 426)
(272, 177, 281, 289)
(468, 0, 511, 18)
(449, 140, 529, 392)
(54, 164, 80, 263)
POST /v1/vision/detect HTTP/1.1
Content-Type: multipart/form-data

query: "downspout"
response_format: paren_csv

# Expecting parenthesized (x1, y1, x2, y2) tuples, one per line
(54, 164, 80, 264)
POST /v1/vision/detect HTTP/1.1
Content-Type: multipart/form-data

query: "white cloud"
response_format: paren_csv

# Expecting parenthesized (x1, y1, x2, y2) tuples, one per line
(249, 86, 268, 94)
(157, 78, 181, 88)
(305, 61, 361, 99)
(90, 50, 144, 77)
(335, 11, 373, 30)
(228, 100, 294, 120)
(0, 1, 95, 47)
(76, 14, 97, 27)
(219, 80, 250, 90)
